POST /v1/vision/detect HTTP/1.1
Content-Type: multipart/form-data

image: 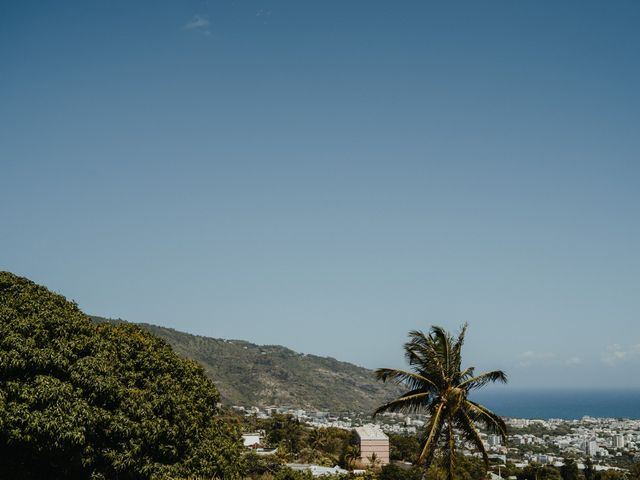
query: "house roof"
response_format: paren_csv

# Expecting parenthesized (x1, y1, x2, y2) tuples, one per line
(354, 426, 388, 441)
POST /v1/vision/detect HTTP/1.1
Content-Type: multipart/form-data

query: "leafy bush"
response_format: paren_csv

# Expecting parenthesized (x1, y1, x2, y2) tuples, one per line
(0, 272, 245, 479)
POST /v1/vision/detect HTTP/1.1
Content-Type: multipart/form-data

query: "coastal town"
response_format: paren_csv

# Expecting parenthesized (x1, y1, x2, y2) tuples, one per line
(234, 404, 640, 474)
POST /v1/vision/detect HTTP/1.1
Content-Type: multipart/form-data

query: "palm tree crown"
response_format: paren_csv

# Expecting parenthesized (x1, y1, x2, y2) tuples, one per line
(374, 324, 507, 479)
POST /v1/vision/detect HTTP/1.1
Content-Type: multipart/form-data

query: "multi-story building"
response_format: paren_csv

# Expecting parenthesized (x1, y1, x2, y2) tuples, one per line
(585, 439, 599, 456)
(612, 435, 625, 449)
(354, 426, 390, 467)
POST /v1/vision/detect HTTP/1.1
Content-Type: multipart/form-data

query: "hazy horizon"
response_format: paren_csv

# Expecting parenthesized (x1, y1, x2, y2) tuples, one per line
(2, 1, 639, 389)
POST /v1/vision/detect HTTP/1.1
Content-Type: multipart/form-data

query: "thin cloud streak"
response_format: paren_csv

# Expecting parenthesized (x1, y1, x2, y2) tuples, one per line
(516, 350, 556, 368)
(184, 14, 211, 36)
(601, 344, 640, 366)
(566, 356, 582, 366)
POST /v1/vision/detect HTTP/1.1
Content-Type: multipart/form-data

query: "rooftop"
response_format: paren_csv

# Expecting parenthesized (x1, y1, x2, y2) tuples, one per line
(354, 425, 388, 441)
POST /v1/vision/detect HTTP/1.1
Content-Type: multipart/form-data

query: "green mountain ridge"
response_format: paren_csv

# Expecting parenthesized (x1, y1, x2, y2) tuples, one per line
(91, 316, 401, 413)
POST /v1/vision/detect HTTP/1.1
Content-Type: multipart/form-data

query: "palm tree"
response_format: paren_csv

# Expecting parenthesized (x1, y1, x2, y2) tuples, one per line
(366, 452, 381, 470)
(343, 444, 360, 470)
(374, 324, 508, 480)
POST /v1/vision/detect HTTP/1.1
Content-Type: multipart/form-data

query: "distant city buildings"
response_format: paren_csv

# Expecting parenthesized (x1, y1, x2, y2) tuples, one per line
(613, 434, 625, 449)
(235, 404, 640, 473)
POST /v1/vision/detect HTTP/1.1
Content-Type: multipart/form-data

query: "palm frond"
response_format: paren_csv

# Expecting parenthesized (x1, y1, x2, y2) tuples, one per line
(452, 323, 468, 372)
(405, 329, 447, 383)
(404, 330, 431, 365)
(374, 367, 438, 391)
(465, 399, 508, 442)
(430, 326, 453, 375)
(457, 370, 507, 391)
(417, 401, 445, 466)
(456, 366, 475, 384)
(455, 409, 489, 469)
(373, 389, 431, 416)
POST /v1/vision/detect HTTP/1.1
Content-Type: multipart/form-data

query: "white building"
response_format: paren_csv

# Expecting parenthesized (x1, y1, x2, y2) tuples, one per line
(287, 464, 349, 477)
(585, 439, 599, 456)
(242, 433, 262, 448)
(612, 435, 625, 449)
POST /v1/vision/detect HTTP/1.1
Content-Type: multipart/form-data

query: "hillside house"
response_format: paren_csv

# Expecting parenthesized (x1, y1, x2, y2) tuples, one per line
(354, 426, 389, 467)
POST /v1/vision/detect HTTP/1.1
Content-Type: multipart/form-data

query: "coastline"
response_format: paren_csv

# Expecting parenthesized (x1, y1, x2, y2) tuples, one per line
(470, 388, 640, 420)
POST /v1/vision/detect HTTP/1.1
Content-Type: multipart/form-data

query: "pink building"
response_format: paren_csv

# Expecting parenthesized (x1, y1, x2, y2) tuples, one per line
(354, 426, 389, 466)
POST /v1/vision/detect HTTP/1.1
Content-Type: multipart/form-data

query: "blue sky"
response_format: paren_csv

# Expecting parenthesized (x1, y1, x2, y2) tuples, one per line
(2, 0, 639, 388)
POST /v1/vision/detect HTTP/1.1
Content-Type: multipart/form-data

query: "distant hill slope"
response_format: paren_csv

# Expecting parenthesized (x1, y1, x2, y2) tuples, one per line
(91, 317, 400, 413)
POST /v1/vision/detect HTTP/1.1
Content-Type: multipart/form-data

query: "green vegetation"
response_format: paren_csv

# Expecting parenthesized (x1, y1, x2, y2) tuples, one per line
(516, 460, 629, 480)
(0, 272, 244, 479)
(584, 458, 596, 480)
(243, 414, 353, 469)
(375, 324, 508, 480)
(518, 463, 562, 480)
(377, 464, 424, 480)
(91, 317, 401, 413)
(238, 414, 490, 480)
(4, 272, 638, 480)
(242, 427, 640, 480)
(388, 433, 421, 463)
(560, 458, 580, 480)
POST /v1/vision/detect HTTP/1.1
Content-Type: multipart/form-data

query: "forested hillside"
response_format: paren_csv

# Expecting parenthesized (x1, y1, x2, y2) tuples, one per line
(92, 317, 400, 413)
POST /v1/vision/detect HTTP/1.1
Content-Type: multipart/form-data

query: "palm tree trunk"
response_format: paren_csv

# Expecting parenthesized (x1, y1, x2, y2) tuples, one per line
(447, 418, 456, 480)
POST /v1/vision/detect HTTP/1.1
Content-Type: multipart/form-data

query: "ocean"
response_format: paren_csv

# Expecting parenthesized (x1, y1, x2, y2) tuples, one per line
(469, 389, 640, 420)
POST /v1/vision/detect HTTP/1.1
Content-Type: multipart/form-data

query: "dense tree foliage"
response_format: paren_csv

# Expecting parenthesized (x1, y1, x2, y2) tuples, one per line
(245, 452, 286, 478)
(248, 414, 354, 468)
(0, 272, 245, 479)
(266, 414, 304, 454)
(378, 464, 424, 480)
(560, 458, 580, 480)
(594, 470, 626, 480)
(377, 455, 486, 480)
(518, 463, 562, 480)
(388, 433, 421, 463)
(584, 457, 596, 480)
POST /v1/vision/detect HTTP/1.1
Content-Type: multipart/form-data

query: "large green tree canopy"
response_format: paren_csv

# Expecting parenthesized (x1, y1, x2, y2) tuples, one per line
(0, 272, 244, 479)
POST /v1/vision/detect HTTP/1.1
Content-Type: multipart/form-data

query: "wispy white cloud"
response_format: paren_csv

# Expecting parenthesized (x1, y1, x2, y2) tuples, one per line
(601, 343, 640, 366)
(566, 356, 582, 366)
(517, 350, 556, 368)
(184, 14, 211, 36)
(254, 8, 273, 25)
